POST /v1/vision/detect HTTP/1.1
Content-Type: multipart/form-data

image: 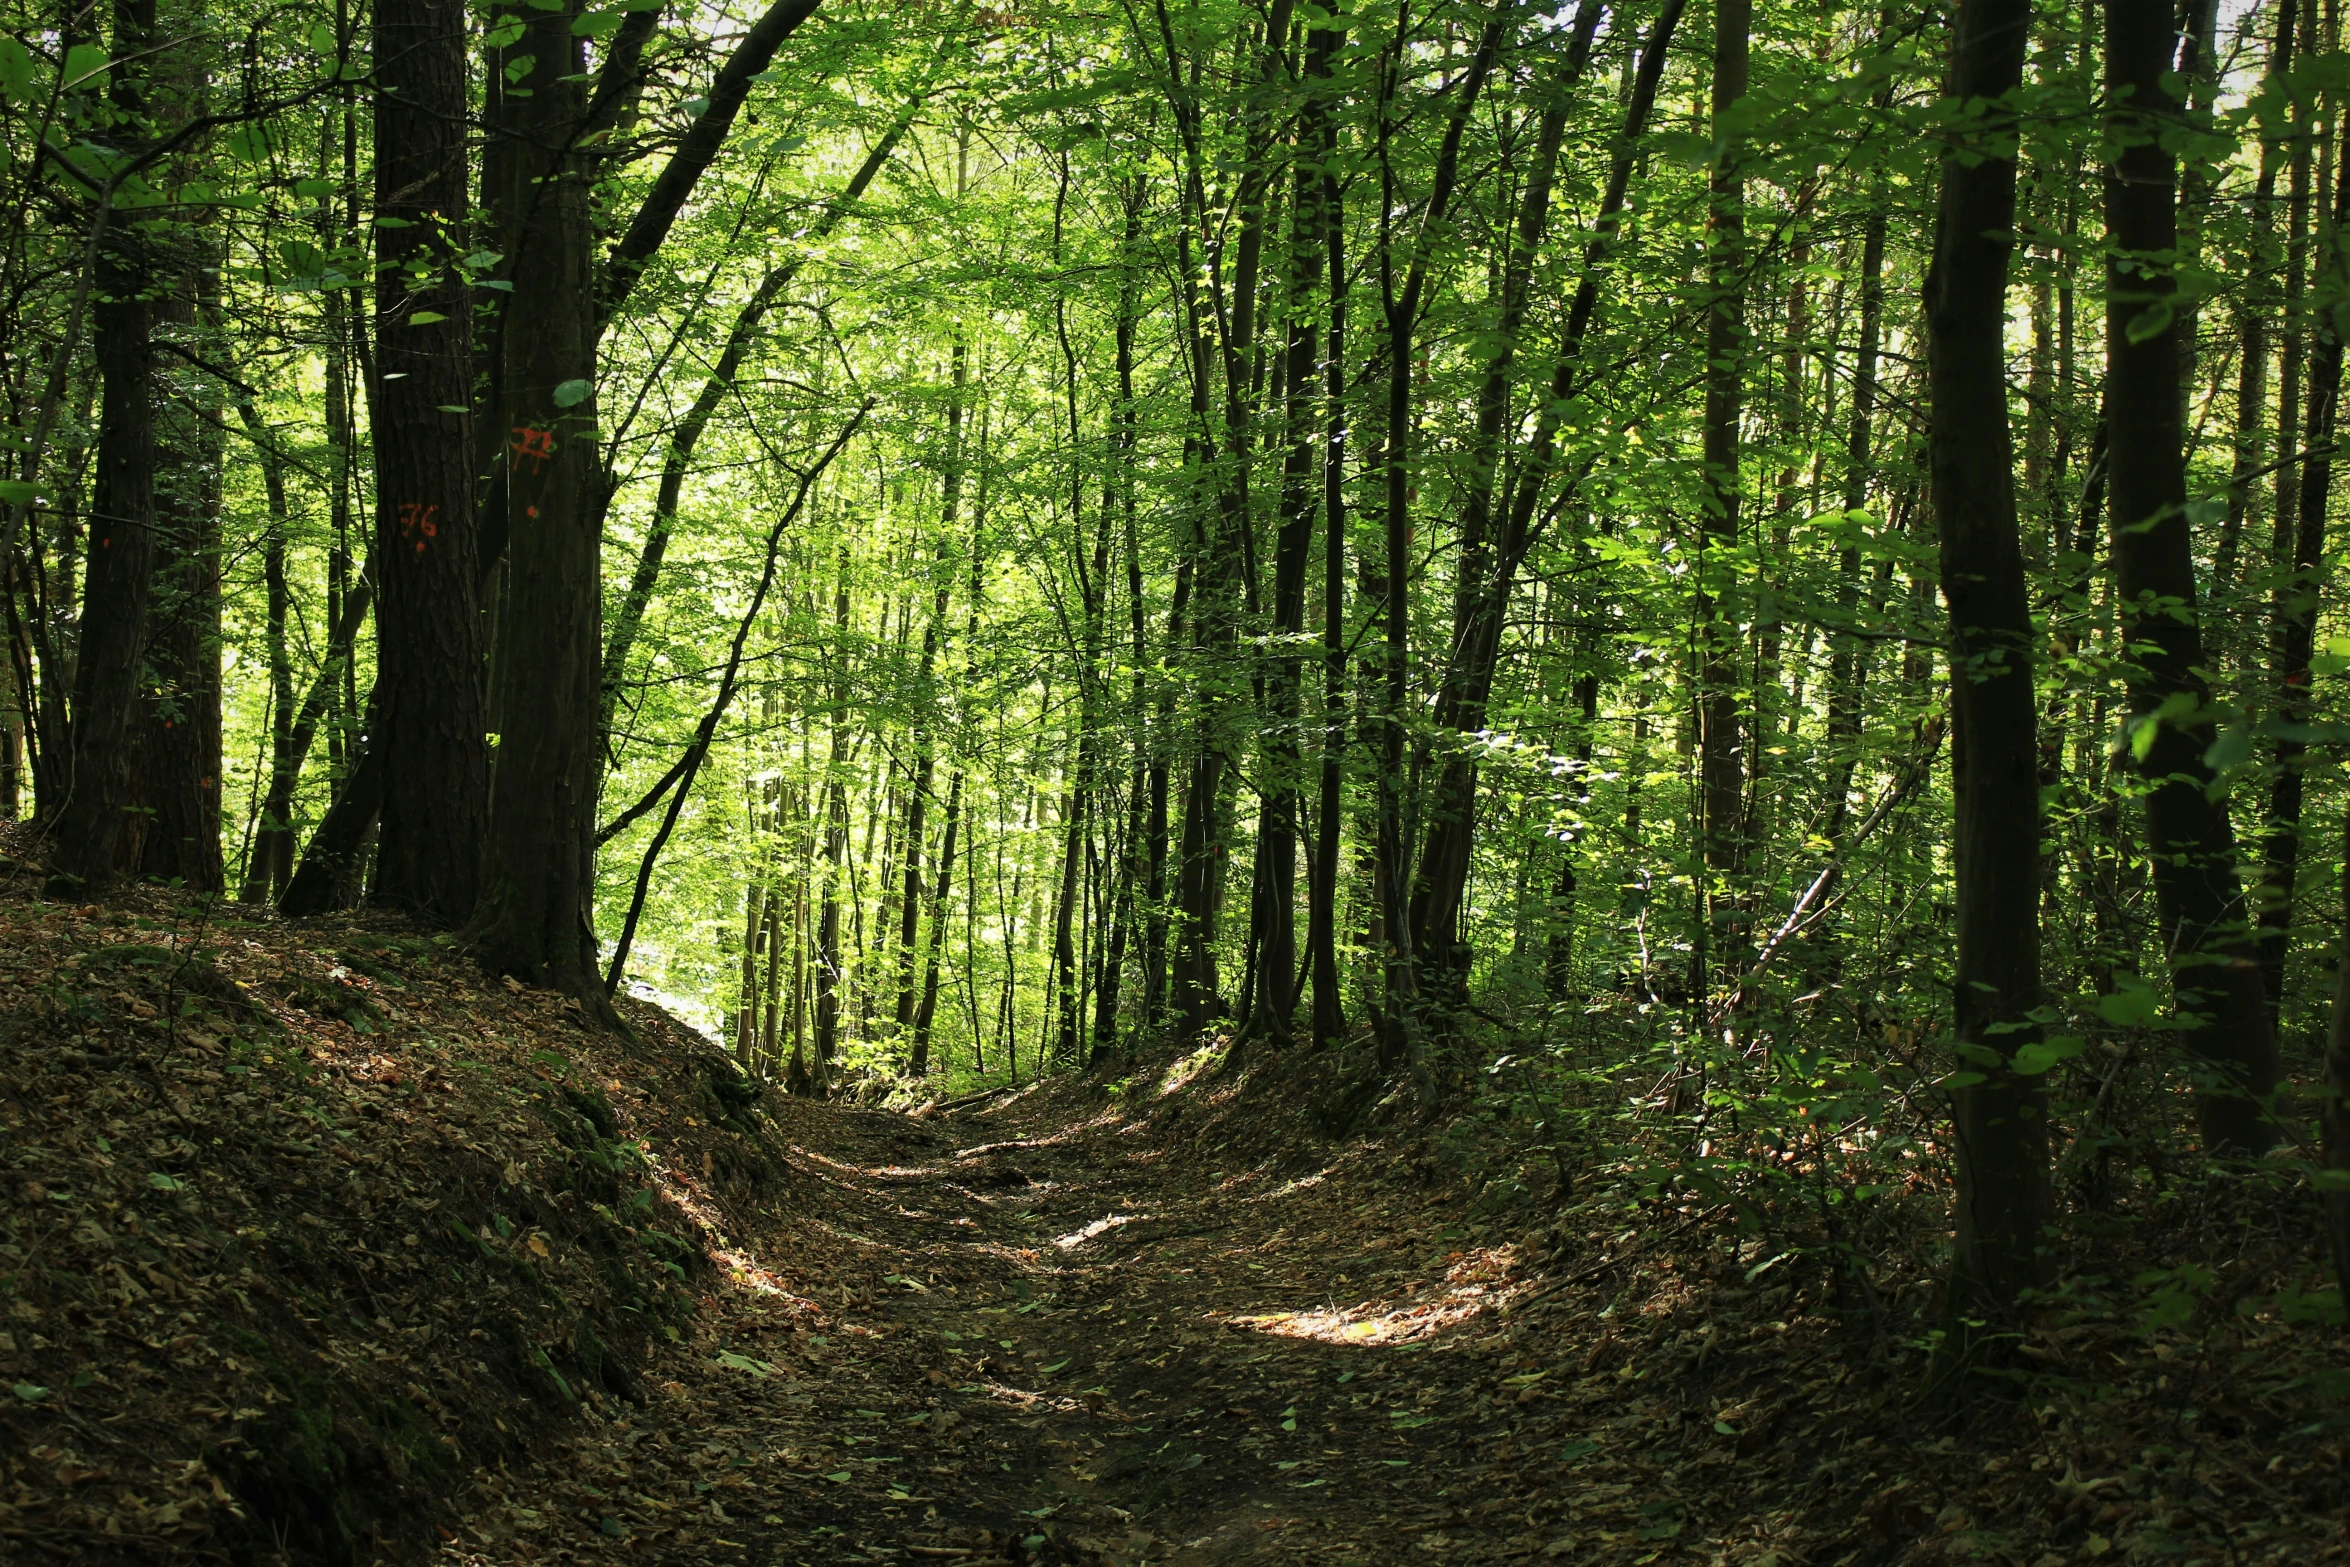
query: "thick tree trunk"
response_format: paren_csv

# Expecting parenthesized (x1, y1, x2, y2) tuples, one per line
(1925, 0, 2050, 1320)
(50, 0, 159, 894)
(470, 0, 608, 1004)
(135, 278, 224, 892)
(2104, 1, 2277, 1155)
(371, 0, 488, 923)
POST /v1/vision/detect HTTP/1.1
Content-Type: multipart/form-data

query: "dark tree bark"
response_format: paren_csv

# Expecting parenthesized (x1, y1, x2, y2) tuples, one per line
(1404, 0, 1686, 1002)
(2104, 0, 2278, 1155)
(1306, 137, 1350, 1049)
(50, 0, 159, 894)
(1371, 11, 1505, 1071)
(370, 0, 487, 923)
(1405, 1, 1601, 999)
(1695, 0, 1752, 983)
(1924, 0, 2050, 1318)
(910, 769, 963, 1076)
(2254, 144, 2350, 1019)
(133, 276, 224, 892)
(470, 0, 610, 1004)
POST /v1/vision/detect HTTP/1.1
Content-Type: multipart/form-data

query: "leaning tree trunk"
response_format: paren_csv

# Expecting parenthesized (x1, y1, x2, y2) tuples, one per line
(50, 0, 159, 893)
(1925, 0, 2050, 1320)
(2105, 0, 2278, 1155)
(370, 0, 488, 923)
(1406, 2, 1600, 1000)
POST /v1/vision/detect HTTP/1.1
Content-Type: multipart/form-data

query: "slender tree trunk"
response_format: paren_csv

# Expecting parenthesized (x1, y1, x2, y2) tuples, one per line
(896, 346, 966, 1042)
(1370, 12, 1505, 1070)
(2105, 0, 2278, 1155)
(1307, 145, 1350, 1049)
(237, 407, 297, 899)
(1695, 0, 1752, 985)
(911, 769, 964, 1075)
(2255, 163, 2349, 1020)
(370, 0, 488, 922)
(1251, 18, 1347, 1043)
(2216, 0, 2295, 599)
(1407, 3, 1600, 1000)
(1925, 0, 2050, 1320)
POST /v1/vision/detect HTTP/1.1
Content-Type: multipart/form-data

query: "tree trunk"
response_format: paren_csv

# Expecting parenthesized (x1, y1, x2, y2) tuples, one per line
(1695, 0, 1752, 984)
(1307, 140, 1350, 1049)
(1925, 0, 2050, 1319)
(49, 0, 159, 894)
(135, 276, 224, 892)
(370, 0, 488, 923)
(1406, 3, 1600, 999)
(470, 0, 608, 1004)
(2254, 103, 2349, 1022)
(2104, 0, 2277, 1155)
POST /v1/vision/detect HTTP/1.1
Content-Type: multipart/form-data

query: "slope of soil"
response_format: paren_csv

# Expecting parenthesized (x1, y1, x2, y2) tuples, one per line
(0, 837, 791, 1564)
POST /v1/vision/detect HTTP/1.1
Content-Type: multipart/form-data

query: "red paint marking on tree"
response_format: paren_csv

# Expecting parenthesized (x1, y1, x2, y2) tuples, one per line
(509, 426, 555, 475)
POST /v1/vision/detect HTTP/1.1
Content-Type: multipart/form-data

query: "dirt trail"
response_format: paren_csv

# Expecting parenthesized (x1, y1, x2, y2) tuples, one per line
(438, 1070, 1590, 1567)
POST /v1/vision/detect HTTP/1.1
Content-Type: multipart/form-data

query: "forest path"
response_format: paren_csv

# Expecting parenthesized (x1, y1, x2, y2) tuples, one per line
(439, 1069, 1585, 1567)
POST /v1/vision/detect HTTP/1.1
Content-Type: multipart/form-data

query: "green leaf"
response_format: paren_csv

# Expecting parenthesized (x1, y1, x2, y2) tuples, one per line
(2009, 1035, 2086, 1076)
(12, 1382, 48, 1402)
(2097, 977, 2164, 1028)
(148, 1172, 186, 1191)
(62, 43, 109, 90)
(373, 216, 415, 229)
(574, 8, 626, 35)
(715, 1350, 775, 1377)
(485, 15, 527, 47)
(0, 37, 39, 102)
(551, 378, 593, 408)
(824, 1469, 852, 1483)
(0, 479, 40, 506)
(407, 310, 449, 325)
(1040, 1358, 1069, 1375)
(1942, 1071, 1988, 1089)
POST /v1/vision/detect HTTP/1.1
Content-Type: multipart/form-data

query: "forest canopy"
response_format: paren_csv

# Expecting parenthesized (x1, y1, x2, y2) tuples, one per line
(3, 0, 2349, 1329)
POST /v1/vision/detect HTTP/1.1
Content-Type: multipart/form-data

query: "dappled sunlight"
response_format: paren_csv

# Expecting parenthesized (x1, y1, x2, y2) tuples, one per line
(1219, 1244, 1535, 1346)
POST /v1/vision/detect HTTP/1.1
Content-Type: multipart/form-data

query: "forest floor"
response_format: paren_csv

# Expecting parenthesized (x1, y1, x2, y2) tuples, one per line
(0, 840, 2342, 1567)
(430, 1062, 2350, 1567)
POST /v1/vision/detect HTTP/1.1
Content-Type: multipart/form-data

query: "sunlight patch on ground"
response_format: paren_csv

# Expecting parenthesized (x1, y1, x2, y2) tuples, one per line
(1155, 1041, 1227, 1096)
(1220, 1246, 1532, 1345)
(1055, 1213, 1152, 1250)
